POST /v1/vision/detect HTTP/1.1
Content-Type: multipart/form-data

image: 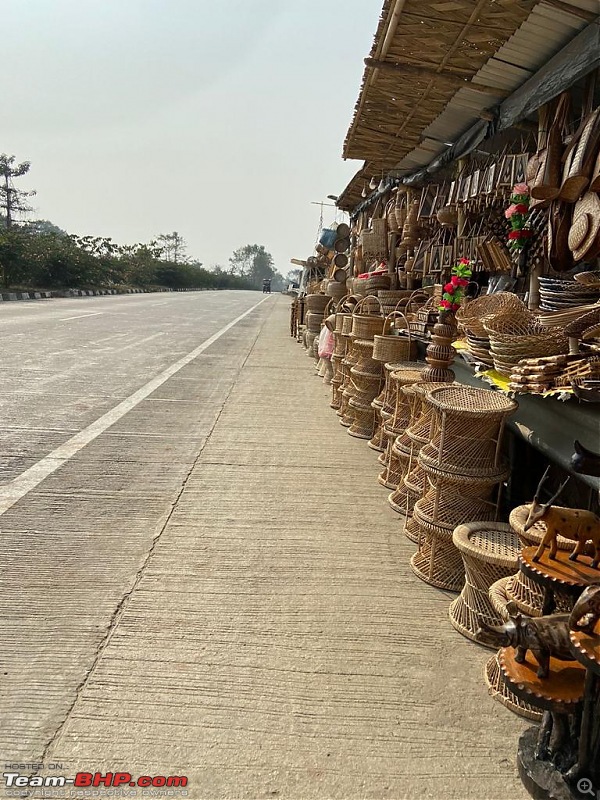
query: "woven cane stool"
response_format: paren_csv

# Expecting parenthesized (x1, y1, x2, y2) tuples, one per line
(379, 371, 423, 475)
(449, 522, 521, 645)
(370, 360, 414, 452)
(348, 397, 377, 440)
(379, 376, 421, 483)
(352, 339, 384, 378)
(505, 504, 574, 617)
(380, 432, 411, 490)
(404, 516, 421, 545)
(389, 460, 427, 516)
(380, 362, 423, 417)
(388, 382, 441, 514)
(330, 355, 343, 410)
(368, 397, 386, 452)
(411, 489, 501, 592)
(387, 384, 421, 512)
(419, 386, 517, 479)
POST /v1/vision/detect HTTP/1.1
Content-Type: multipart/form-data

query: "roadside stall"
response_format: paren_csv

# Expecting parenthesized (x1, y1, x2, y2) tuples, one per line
(292, 1, 600, 797)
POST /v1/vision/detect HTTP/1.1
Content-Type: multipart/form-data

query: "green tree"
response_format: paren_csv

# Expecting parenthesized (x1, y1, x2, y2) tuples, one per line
(229, 244, 276, 288)
(156, 231, 188, 264)
(0, 154, 36, 228)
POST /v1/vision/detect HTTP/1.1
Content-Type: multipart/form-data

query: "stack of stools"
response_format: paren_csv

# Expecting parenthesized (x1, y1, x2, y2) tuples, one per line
(388, 381, 450, 523)
(368, 328, 415, 452)
(340, 297, 384, 430)
(304, 294, 329, 356)
(370, 361, 410, 452)
(378, 369, 423, 489)
(374, 361, 422, 461)
(330, 311, 352, 411)
(410, 386, 517, 592)
(348, 339, 384, 439)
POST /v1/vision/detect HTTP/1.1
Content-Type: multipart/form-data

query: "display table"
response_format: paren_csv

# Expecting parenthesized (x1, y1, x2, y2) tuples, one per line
(519, 547, 600, 615)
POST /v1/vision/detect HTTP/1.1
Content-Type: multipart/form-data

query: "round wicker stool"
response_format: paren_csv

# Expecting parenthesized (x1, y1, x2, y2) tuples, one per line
(484, 576, 543, 722)
(352, 339, 384, 377)
(411, 494, 500, 592)
(348, 398, 377, 440)
(368, 397, 386, 452)
(449, 522, 521, 645)
(419, 386, 517, 479)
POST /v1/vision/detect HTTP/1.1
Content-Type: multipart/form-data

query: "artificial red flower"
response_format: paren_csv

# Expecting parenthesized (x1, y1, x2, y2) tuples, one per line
(508, 229, 531, 240)
(444, 282, 455, 293)
(457, 278, 469, 287)
(440, 299, 452, 309)
(514, 203, 529, 214)
(459, 258, 470, 265)
(451, 303, 460, 312)
(451, 275, 460, 286)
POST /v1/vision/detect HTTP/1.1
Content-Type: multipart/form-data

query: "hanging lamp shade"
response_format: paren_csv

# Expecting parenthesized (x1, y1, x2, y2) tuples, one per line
(361, 186, 368, 197)
(369, 176, 377, 190)
(377, 178, 386, 193)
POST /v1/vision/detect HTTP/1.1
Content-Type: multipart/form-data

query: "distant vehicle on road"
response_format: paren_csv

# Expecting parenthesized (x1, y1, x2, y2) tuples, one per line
(262, 279, 271, 294)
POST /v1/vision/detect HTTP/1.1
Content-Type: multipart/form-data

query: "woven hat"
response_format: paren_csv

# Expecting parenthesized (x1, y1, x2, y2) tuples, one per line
(568, 192, 600, 262)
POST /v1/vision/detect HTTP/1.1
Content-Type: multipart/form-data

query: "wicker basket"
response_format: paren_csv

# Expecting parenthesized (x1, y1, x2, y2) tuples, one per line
(484, 314, 569, 376)
(305, 294, 330, 314)
(456, 293, 527, 338)
(365, 273, 391, 293)
(373, 311, 415, 363)
(351, 296, 385, 340)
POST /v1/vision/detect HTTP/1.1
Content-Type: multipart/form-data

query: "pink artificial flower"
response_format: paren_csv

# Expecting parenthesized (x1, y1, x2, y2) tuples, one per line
(505, 204, 518, 220)
(513, 183, 529, 195)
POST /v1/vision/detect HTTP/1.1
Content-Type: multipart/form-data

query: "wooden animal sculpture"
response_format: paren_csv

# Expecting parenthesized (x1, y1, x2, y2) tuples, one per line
(476, 602, 574, 679)
(569, 584, 600, 634)
(524, 467, 600, 568)
(571, 439, 600, 478)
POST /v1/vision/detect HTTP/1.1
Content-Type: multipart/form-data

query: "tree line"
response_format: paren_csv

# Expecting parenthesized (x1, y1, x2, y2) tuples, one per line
(0, 154, 284, 292)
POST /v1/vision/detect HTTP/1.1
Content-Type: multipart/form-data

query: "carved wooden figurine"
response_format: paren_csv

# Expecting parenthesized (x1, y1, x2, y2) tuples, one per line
(477, 602, 574, 679)
(524, 467, 600, 569)
(569, 584, 600, 634)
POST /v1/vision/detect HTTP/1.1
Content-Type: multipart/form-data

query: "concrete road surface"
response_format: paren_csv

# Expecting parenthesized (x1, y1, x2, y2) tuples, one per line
(0, 293, 526, 800)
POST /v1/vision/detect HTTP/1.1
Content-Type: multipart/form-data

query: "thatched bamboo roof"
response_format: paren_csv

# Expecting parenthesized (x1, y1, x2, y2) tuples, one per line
(338, 0, 598, 210)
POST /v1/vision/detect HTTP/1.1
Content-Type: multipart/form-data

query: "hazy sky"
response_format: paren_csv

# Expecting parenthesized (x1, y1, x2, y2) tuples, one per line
(4, 0, 381, 275)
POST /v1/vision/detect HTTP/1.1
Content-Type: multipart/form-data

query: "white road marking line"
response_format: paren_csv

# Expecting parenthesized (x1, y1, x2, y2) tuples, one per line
(0, 295, 270, 516)
(59, 312, 105, 322)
